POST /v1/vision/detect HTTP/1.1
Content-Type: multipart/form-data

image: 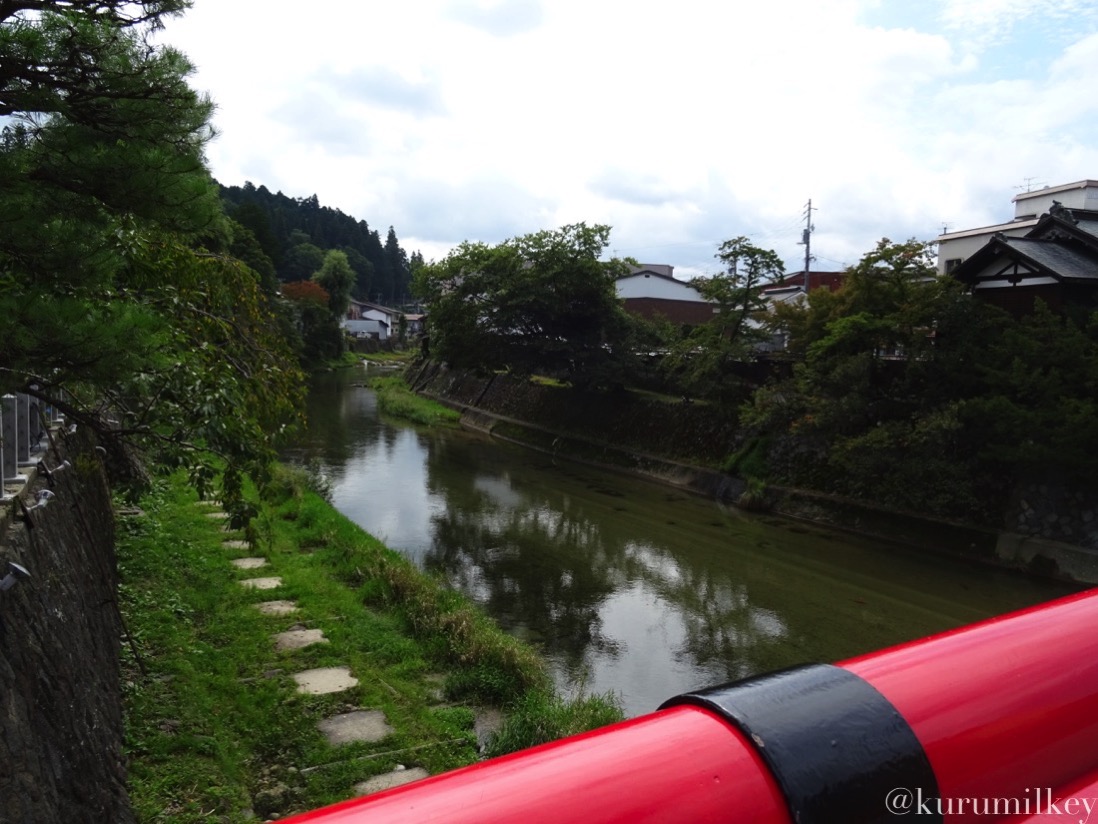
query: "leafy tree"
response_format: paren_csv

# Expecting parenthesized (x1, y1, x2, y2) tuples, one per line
(743, 239, 999, 516)
(774, 239, 962, 430)
(414, 223, 637, 388)
(312, 249, 354, 317)
(0, 1, 304, 501)
(281, 238, 325, 282)
(225, 218, 278, 294)
(230, 199, 282, 269)
(384, 225, 409, 301)
(964, 302, 1098, 478)
(281, 280, 342, 365)
(662, 236, 782, 403)
(105, 236, 304, 475)
(342, 246, 374, 300)
(282, 280, 329, 307)
(1, 0, 216, 392)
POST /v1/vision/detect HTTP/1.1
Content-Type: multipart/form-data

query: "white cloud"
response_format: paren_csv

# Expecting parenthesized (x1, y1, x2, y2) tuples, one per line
(161, 0, 1098, 273)
(938, 0, 1035, 32)
(445, 0, 545, 36)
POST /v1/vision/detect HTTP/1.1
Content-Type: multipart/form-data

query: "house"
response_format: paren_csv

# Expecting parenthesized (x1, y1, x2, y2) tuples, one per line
(950, 202, 1098, 317)
(760, 270, 846, 305)
(404, 313, 425, 336)
(344, 299, 403, 341)
(755, 271, 846, 352)
(615, 264, 718, 326)
(937, 180, 1098, 274)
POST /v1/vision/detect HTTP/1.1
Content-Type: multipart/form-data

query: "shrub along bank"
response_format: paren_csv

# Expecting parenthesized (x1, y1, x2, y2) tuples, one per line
(120, 465, 620, 822)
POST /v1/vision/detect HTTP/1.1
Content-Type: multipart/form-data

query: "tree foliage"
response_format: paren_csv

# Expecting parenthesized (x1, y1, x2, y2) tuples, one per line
(964, 302, 1098, 475)
(1, 1, 304, 502)
(220, 183, 416, 305)
(414, 223, 640, 388)
(313, 249, 355, 317)
(282, 279, 329, 307)
(740, 237, 1098, 519)
(662, 236, 782, 403)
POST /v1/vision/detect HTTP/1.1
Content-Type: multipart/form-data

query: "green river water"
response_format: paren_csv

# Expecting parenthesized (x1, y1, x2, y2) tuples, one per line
(286, 368, 1081, 717)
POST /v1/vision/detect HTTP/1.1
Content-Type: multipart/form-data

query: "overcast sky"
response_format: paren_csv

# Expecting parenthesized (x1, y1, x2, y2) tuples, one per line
(159, 0, 1098, 278)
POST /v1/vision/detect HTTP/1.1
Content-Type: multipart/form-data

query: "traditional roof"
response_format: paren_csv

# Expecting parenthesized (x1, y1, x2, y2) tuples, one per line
(348, 298, 402, 315)
(618, 263, 676, 280)
(951, 204, 1098, 289)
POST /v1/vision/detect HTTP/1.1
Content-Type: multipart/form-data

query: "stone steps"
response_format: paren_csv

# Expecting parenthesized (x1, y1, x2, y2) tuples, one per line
(201, 500, 432, 808)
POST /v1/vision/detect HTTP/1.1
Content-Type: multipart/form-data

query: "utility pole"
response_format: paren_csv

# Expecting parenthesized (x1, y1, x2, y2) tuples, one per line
(797, 199, 816, 291)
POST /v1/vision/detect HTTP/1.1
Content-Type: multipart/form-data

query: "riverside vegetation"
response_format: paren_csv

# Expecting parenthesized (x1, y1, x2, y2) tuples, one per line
(415, 229, 1098, 529)
(119, 463, 621, 822)
(367, 372, 461, 427)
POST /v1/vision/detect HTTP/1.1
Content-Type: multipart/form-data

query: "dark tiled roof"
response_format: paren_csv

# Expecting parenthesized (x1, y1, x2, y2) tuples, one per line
(621, 264, 676, 281)
(1072, 219, 1098, 242)
(1001, 238, 1098, 281)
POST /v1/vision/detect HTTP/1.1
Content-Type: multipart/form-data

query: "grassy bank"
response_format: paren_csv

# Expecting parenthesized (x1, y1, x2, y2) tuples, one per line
(119, 465, 620, 822)
(367, 373, 461, 426)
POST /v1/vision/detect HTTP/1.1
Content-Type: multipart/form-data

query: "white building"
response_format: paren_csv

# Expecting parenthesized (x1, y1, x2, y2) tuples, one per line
(344, 299, 403, 341)
(938, 180, 1098, 274)
(615, 264, 716, 325)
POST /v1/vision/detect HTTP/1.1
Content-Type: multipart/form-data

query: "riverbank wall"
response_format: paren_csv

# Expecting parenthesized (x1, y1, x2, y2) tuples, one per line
(0, 428, 133, 824)
(410, 361, 1098, 585)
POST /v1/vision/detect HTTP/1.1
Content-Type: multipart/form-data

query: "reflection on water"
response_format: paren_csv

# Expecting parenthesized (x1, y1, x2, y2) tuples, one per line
(286, 369, 1080, 717)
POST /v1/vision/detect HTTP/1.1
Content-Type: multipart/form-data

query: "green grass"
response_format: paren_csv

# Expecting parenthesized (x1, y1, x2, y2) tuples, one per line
(120, 474, 481, 820)
(360, 351, 415, 363)
(367, 374, 461, 426)
(326, 350, 413, 370)
(334, 350, 365, 367)
(120, 465, 620, 822)
(484, 690, 624, 758)
(722, 435, 771, 479)
(528, 374, 567, 387)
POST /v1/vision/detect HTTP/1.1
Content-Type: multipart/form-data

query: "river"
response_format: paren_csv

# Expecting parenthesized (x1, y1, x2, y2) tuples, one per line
(285, 368, 1080, 717)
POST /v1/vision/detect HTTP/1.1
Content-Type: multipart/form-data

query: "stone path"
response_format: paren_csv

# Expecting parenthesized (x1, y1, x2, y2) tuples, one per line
(255, 600, 297, 616)
(272, 627, 327, 651)
(231, 557, 268, 570)
(318, 710, 393, 745)
(292, 666, 359, 695)
(201, 499, 433, 807)
(238, 577, 282, 590)
(353, 767, 431, 796)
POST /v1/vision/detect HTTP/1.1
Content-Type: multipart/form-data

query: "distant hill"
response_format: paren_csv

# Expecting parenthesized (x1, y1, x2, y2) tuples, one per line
(220, 181, 421, 306)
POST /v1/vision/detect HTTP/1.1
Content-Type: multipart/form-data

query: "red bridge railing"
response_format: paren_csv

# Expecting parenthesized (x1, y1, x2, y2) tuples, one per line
(285, 588, 1098, 824)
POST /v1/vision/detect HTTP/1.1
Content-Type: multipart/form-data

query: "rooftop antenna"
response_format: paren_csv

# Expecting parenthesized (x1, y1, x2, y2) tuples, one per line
(1014, 177, 1047, 193)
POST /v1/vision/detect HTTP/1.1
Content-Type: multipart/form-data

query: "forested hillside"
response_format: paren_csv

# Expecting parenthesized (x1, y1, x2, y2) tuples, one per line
(220, 182, 421, 306)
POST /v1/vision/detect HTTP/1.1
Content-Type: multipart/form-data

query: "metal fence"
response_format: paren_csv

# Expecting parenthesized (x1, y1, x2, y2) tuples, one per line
(0, 392, 63, 501)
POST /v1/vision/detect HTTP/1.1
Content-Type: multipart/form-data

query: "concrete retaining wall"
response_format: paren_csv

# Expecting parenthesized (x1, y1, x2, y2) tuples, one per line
(0, 428, 133, 824)
(416, 362, 1098, 585)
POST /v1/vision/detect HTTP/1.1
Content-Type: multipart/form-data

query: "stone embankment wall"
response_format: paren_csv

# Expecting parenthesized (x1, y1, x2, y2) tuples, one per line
(0, 428, 133, 824)
(409, 360, 743, 468)
(1010, 480, 1098, 550)
(412, 361, 1098, 584)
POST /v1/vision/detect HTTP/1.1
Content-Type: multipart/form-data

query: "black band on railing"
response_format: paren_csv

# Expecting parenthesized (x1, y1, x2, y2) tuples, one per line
(659, 664, 941, 824)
